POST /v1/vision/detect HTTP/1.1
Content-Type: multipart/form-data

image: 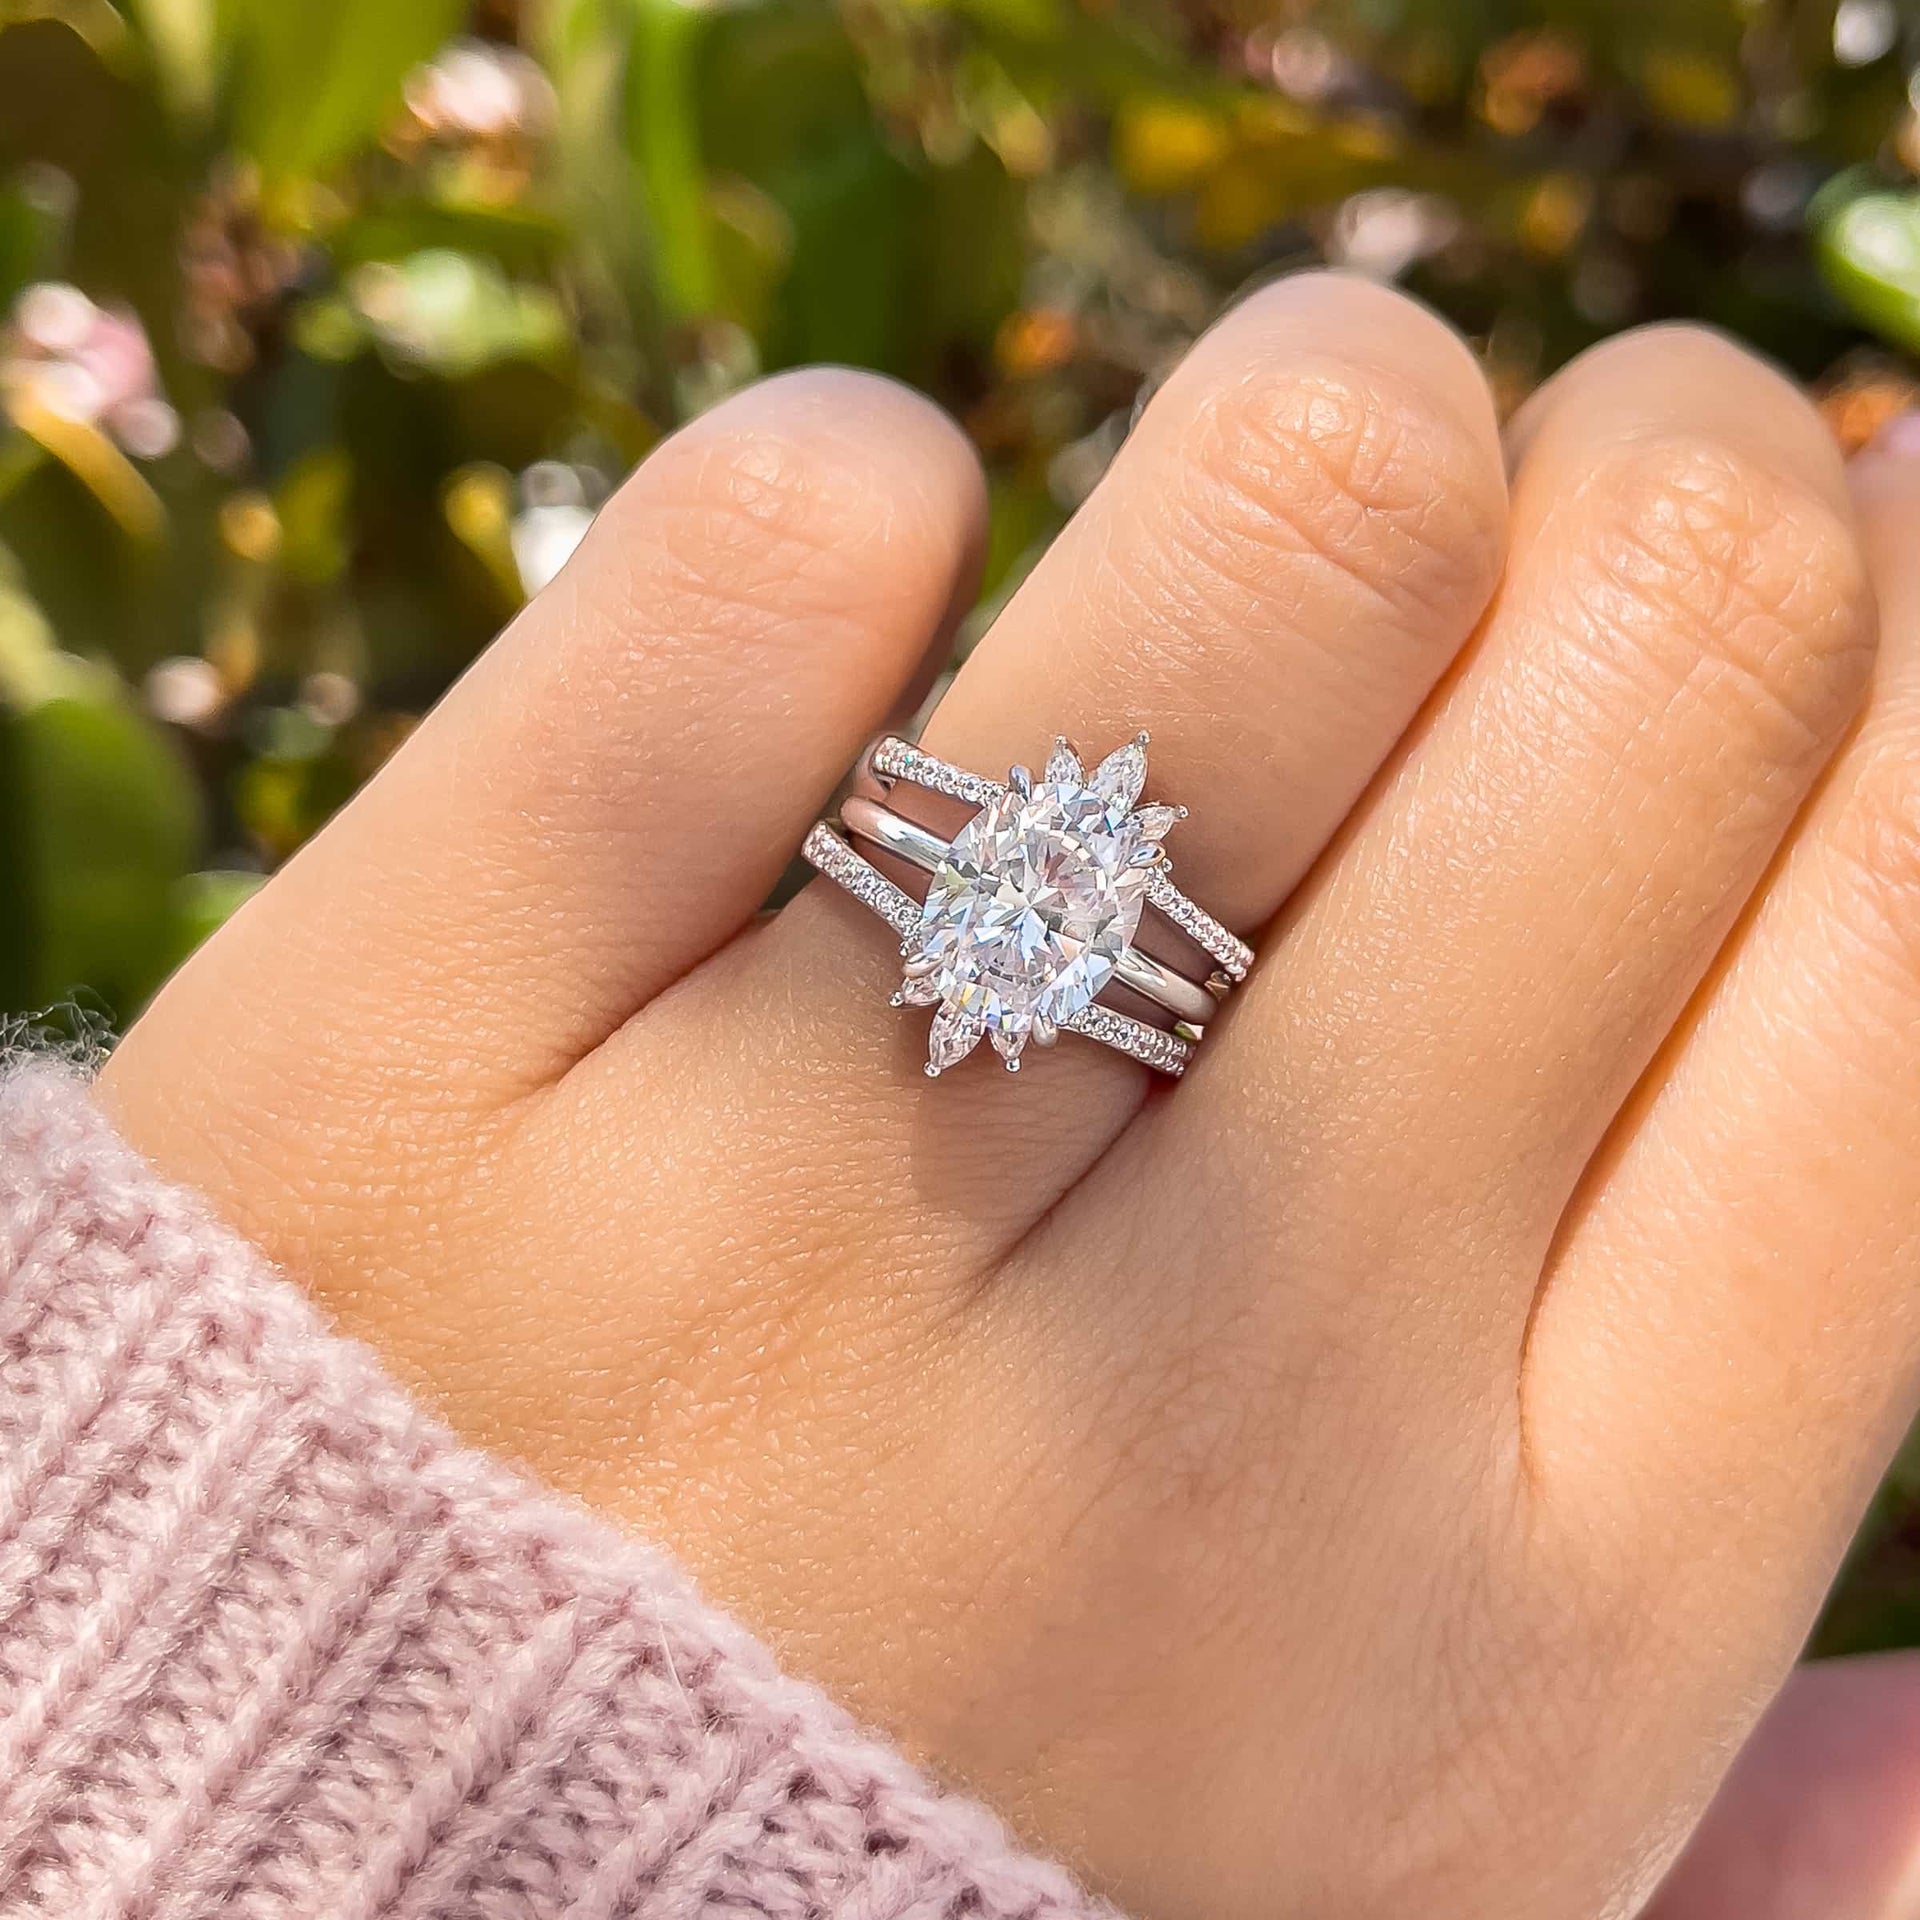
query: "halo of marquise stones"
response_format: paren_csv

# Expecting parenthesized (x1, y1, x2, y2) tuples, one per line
(897, 733, 1178, 1076)
(800, 730, 1252, 1080)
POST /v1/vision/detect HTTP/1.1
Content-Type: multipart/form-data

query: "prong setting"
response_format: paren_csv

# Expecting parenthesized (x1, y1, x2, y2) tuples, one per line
(810, 735, 1251, 1077)
(895, 731, 1187, 1076)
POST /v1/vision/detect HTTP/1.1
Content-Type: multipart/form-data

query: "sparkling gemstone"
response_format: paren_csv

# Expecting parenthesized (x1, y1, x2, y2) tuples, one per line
(913, 774, 1152, 1069)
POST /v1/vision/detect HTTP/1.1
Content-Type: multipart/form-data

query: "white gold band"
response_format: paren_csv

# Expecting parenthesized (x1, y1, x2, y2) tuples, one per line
(868, 735, 1253, 981)
(838, 795, 1221, 1028)
(804, 729, 1250, 1081)
(802, 823, 1196, 1076)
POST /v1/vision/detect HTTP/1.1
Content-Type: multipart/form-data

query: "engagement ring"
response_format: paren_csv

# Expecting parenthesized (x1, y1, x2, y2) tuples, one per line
(804, 732, 1252, 1079)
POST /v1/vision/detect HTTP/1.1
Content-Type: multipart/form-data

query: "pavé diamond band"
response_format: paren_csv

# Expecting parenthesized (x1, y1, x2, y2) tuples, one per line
(803, 732, 1253, 1079)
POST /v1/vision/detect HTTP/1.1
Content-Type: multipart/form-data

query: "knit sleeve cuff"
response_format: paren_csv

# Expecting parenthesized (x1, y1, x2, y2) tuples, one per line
(0, 1063, 1117, 1919)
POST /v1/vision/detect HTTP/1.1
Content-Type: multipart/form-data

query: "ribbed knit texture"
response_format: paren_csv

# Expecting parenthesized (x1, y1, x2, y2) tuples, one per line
(0, 1065, 1117, 1920)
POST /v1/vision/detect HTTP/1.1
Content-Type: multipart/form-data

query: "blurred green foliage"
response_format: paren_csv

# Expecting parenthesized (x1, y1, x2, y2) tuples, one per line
(4, 0, 1920, 1649)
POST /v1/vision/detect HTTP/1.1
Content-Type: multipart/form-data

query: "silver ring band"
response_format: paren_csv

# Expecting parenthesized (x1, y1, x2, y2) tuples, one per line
(803, 824, 1196, 1076)
(804, 730, 1251, 1080)
(869, 736, 1253, 981)
(839, 794, 1220, 1028)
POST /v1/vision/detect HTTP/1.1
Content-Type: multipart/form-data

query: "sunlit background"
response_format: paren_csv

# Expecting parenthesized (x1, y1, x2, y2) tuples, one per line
(4, 0, 1920, 1650)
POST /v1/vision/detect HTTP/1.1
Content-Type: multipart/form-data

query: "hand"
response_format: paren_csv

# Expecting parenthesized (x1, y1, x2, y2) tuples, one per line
(99, 272, 1920, 1919)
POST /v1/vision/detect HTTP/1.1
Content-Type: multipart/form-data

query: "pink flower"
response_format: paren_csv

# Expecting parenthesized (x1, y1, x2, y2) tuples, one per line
(5, 282, 180, 458)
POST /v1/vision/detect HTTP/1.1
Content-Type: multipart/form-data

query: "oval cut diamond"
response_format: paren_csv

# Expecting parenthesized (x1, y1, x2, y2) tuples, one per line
(915, 778, 1150, 1054)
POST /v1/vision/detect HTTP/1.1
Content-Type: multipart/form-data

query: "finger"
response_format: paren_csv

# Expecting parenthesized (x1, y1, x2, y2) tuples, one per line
(1522, 430, 1920, 1637)
(923, 271, 1505, 930)
(1109, 324, 1872, 1378)
(1644, 1655, 1920, 1920)
(102, 370, 984, 1218)
(541, 271, 1508, 1286)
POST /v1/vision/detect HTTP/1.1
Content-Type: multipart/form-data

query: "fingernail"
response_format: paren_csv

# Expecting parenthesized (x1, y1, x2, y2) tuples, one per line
(1870, 409, 1920, 458)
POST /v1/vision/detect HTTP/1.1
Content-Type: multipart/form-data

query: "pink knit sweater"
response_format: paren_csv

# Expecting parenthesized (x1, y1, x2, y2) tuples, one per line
(0, 1065, 1116, 1919)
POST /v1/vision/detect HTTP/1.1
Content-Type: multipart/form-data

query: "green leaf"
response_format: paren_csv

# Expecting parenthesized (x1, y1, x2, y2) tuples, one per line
(0, 543, 201, 1017)
(705, 174, 793, 338)
(274, 445, 351, 585)
(220, 0, 464, 181)
(0, 168, 67, 310)
(627, 0, 717, 321)
(333, 199, 569, 277)
(299, 249, 572, 378)
(697, 2, 917, 367)
(942, 0, 1068, 43)
(0, 682, 201, 1019)
(538, 0, 659, 346)
(905, 144, 1025, 367)
(0, 0, 132, 67)
(1816, 179, 1920, 354)
(124, 0, 220, 124)
(0, 546, 67, 707)
(759, 123, 916, 372)
(698, 3, 871, 185)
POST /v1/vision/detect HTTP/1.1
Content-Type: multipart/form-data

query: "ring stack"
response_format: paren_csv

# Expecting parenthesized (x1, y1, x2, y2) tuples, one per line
(803, 731, 1253, 1079)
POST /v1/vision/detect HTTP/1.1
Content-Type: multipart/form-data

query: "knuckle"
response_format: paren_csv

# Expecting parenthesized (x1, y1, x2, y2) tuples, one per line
(1168, 354, 1505, 628)
(1557, 432, 1872, 762)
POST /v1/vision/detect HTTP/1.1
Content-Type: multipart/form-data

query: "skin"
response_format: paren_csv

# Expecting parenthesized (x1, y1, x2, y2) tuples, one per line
(1648, 1653, 1920, 1920)
(96, 272, 1920, 1917)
